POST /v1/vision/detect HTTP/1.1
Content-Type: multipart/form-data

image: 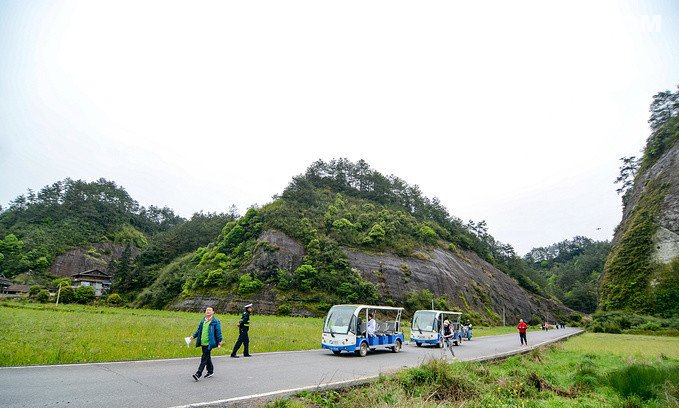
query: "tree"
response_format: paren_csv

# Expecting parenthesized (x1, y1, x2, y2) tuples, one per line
(615, 156, 640, 207)
(648, 86, 679, 131)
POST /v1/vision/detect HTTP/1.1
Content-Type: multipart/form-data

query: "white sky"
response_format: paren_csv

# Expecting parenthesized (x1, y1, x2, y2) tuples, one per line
(1, 1, 678, 254)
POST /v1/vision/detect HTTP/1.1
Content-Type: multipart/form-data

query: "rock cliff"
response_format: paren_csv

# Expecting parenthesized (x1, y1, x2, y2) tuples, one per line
(50, 243, 140, 277)
(173, 230, 572, 322)
(601, 129, 679, 315)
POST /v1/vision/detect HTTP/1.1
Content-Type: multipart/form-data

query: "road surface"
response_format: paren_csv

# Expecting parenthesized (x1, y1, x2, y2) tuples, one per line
(0, 327, 582, 407)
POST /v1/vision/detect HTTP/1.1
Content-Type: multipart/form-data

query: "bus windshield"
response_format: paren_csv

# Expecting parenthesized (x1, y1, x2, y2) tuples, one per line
(323, 305, 356, 334)
(412, 311, 437, 332)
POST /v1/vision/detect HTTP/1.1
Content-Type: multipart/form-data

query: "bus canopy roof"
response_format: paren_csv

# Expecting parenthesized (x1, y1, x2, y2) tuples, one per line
(415, 310, 463, 316)
(331, 304, 405, 313)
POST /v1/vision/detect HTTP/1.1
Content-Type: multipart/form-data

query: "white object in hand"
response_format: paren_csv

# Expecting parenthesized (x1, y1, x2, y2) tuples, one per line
(184, 337, 192, 347)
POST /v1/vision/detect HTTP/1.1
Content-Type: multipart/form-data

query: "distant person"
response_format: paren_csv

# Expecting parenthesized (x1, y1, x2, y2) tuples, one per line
(367, 313, 376, 337)
(464, 319, 473, 340)
(189, 307, 222, 381)
(441, 320, 456, 359)
(517, 319, 528, 346)
(231, 303, 253, 358)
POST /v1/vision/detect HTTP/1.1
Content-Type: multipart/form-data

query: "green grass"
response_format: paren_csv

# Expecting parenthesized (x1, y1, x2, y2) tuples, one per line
(0, 301, 323, 366)
(271, 333, 679, 407)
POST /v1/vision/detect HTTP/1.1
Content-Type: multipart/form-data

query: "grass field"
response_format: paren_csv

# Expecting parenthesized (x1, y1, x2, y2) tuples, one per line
(271, 333, 679, 407)
(0, 301, 545, 366)
(0, 302, 323, 366)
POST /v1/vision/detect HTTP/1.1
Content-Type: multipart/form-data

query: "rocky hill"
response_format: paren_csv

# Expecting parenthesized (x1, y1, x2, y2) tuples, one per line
(172, 229, 571, 323)
(600, 88, 679, 317)
(163, 159, 574, 323)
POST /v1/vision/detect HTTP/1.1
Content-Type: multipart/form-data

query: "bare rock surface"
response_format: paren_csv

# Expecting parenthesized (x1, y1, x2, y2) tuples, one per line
(49, 242, 140, 277)
(194, 229, 572, 321)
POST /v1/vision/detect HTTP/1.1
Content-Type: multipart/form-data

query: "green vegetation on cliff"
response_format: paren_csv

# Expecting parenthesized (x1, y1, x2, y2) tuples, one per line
(601, 180, 668, 314)
(601, 85, 679, 317)
(151, 159, 551, 315)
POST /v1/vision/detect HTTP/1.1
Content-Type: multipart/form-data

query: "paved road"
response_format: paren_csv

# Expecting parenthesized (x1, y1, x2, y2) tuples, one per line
(0, 328, 582, 407)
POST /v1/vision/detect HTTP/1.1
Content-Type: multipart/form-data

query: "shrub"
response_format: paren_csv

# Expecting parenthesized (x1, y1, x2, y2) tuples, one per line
(276, 304, 292, 316)
(29, 285, 42, 297)
(238, 275, 263, 295)
(107, 293, 124, 305)
(58, 286, 75, 304)
(75, 286, 96, 304)
(35, 289, 50, 303)
(637, 322, 661, 331)
(602, 321, 622, 334)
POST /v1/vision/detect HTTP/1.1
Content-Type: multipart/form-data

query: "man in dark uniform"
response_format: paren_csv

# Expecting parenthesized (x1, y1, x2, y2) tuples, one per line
(230, 303, 253, 358)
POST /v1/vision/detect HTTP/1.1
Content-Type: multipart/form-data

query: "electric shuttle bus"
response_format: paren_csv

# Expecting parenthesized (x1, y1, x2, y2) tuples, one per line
(410, 310, 463, 347)
(321, 305, 405, 357)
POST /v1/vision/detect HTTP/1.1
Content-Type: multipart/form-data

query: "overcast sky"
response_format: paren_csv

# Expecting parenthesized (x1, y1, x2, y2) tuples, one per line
(1, 1, 678, 254)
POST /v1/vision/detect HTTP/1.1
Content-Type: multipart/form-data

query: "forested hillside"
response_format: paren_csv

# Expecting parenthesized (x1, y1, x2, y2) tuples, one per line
(525, 237, 610, 314)
(135, 159, 572, 322)
(0, 179, 233, 292)
(1, 164, 576, 322)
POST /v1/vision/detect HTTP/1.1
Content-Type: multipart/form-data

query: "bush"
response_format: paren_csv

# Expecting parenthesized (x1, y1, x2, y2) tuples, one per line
(107, 293, 124, 305)
(276, 304, 292, 316)
(29, 285, 42, 297)
(637, 322, 661, 331)
(75, 286, 96, 304)
(35, 289, 50, 303)
(238, 275, 263, 295)
(602, 321, 622, 334)
(58, 286, 75, 304)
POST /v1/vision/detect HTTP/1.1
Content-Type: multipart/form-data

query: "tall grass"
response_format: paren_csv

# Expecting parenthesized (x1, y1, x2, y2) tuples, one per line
(0, 301, 323, 366)
(607, 363, 679, 401)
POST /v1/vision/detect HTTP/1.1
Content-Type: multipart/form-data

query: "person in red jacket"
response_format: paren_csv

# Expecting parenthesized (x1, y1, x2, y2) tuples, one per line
(517, 319, 528, 346)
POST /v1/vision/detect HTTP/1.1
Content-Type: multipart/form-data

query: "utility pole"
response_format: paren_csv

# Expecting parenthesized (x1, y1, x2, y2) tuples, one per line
(55, 282, 63, 305)
(503, 305, 506, 326)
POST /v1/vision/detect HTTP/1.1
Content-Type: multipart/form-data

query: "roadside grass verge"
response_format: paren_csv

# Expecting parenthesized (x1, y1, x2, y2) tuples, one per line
(270, 333, 679, 407)
(0, 301, 323, 366)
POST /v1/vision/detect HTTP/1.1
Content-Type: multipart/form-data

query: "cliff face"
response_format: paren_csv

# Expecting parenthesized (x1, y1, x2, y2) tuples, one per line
(601, 138, 679, 315)
(50, 243, 140, 277)
(345, 247, 571, 323)
(172, 229, 572, 321)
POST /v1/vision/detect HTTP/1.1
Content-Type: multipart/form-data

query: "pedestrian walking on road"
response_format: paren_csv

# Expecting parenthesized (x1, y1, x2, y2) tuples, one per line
(231, 303, 253, 358)
(441, 320, 456, 360)
(189, 307, 222, 381)
(517, 319, 528, 346)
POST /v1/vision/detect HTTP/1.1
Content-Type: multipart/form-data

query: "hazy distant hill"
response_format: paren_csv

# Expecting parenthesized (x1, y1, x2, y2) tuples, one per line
(600, 86, 679, 317)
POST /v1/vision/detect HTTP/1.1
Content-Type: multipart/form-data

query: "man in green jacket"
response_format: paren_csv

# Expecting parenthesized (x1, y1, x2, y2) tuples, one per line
(189, 307, 222, 381)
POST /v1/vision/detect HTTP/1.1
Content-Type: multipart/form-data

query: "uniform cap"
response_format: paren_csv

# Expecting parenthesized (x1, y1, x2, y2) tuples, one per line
(244, 303, 253, 309)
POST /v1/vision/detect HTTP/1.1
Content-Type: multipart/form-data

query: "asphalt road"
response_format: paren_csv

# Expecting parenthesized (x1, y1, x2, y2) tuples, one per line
(0, 327, 582, 407)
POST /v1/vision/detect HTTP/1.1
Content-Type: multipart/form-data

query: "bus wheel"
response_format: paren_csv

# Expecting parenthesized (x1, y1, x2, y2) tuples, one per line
(415, 342, 422, 347)
(332, 350, 341, 355)
(358, 342, 368, 357)
(391, 339, 402, 353)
